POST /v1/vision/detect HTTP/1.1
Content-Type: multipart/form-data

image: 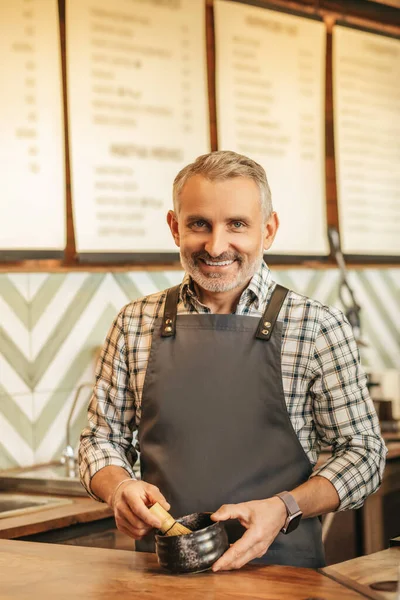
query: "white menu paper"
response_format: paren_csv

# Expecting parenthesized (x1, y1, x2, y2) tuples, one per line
(333, 25, 400, 256)
(67, 0, 210, 256)
(0, 0, 65, 255)
(215, 0, 328, 256)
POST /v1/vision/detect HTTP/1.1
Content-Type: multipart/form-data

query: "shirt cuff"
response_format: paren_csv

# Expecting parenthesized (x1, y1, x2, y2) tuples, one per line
(79, 453, 136, 502)
(311, 453, 366, 511)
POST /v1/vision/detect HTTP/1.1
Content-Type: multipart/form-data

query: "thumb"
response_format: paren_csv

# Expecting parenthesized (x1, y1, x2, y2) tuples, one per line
(211, 503, 241, 522)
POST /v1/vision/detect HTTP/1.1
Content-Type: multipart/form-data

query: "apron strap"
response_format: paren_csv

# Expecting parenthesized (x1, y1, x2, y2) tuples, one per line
(161, 283, 289, 340)
(161, 285, 181, 337)
(255, 284, 289, 341)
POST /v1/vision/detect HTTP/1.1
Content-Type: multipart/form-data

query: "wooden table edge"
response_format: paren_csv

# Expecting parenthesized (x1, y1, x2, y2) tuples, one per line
(319, 567, 383, 600)
(0, 496, 113, 539)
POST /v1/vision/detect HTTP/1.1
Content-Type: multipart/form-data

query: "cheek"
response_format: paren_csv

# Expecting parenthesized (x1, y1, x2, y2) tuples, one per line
(180, 231, 205, 248)
(234, 235, 263, 255)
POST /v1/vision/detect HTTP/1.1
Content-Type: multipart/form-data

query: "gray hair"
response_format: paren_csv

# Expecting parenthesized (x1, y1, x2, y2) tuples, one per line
(173, 150, 273, 221)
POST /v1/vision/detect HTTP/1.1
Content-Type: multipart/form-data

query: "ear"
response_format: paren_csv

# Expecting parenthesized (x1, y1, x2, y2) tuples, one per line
(167, 210, 180, 247)
(263, 212, 279, 251)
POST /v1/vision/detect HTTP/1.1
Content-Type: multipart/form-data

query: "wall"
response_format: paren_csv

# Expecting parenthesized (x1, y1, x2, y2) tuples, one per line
(0, 266, 399, 470)
(3, 0, 400, 271)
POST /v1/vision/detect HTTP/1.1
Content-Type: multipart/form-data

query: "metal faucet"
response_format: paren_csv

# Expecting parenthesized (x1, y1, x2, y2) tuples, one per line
(327, 227, 366, 347)
(60, 383, 94, 478)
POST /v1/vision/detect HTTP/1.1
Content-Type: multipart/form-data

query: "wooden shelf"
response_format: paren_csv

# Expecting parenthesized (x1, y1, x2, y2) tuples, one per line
(1, 259, 399, 273)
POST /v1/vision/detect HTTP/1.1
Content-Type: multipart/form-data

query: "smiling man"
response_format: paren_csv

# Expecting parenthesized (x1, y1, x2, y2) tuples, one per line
(168, 173, 275, 314)
(79, 151, 386, 570)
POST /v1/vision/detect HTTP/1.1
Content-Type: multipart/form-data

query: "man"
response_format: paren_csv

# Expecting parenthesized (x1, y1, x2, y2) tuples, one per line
(79, 151, 386, 570)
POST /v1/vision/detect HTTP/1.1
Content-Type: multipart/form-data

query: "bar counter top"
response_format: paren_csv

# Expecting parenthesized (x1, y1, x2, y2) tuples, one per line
(0, 539, 381, 600)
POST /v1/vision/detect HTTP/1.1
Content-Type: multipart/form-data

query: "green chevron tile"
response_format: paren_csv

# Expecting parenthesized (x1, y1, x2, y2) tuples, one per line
(0, 330, 32, 390)
(0, 387, 33, 447)
(325, 278, 341, 308)
(1, 267, 399, 470)
(0, 440, 19, 470)
(273, 271, 297, 291)
(112, 273, 142, 301)
(0, 276, 29, 328)
(148, 272, 174, 291)
(356, 271, 399, 346)
(30, 274, 67, 328)
(360, 316, 395, 369)
(51, 393, 93, 462)
(31, 274, 106, 389)
(302, 271, 325, 300)
(33, 304, 117, 447)
(380, 270, 400, 304)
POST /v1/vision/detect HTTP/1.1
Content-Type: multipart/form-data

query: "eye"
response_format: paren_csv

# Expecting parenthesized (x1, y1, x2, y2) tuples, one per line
(231, 221, 245, 229)
(191, 220, 208, 229)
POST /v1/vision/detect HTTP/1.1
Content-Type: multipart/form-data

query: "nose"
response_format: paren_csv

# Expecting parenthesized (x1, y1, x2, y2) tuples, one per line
(204, 227, 229, 258)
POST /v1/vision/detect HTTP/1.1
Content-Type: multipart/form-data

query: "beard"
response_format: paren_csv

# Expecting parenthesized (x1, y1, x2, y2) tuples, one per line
(180, 245, 264, 293)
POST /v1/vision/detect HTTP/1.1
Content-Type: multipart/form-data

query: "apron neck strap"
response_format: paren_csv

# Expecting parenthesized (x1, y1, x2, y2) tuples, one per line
(161, 283, 289, 341)
(161, 285, 181, 337)
(255, 284, 289, 341)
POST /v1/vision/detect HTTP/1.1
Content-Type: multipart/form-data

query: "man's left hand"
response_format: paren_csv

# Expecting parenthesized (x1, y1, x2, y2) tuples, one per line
(210, 497, 287, 571)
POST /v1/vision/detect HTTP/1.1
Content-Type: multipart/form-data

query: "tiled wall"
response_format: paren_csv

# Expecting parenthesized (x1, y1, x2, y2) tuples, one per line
(0, 267, 399, 469)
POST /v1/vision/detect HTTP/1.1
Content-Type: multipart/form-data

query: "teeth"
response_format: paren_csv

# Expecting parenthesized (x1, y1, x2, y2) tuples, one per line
(204, 260, 234, 266)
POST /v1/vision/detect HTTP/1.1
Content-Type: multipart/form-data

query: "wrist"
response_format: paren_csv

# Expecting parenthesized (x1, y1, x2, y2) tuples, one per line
(109, 478, 135, 509)
(274, 491, 303, 534)
(270, 496, 287, 529)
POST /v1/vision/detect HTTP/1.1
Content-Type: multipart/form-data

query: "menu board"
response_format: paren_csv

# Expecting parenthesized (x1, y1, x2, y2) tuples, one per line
(214, 0, 328, 256)
(66, 0, 210, 258)
(333, 25, 400, 257)
(0, 0, 65, 257)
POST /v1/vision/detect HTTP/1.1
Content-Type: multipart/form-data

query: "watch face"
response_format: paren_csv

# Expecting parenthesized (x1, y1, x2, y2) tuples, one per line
(284, 512, 302, 534)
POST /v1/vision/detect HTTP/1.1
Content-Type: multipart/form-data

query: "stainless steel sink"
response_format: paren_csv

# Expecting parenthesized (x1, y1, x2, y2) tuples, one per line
(0, 460, 141, 497)
(0, 493, 72, 519)
(0, 463, 87, 497)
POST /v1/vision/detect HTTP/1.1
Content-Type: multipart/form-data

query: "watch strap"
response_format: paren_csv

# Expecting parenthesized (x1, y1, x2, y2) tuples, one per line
(276, 491, 301, 515)
(275, 491, 302, 534)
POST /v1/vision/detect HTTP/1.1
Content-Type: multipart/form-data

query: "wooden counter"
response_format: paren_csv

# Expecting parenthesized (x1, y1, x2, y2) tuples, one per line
(0, 494, 112, 539)
(323, 547, 400, 600)
(0, 539, 373, 600)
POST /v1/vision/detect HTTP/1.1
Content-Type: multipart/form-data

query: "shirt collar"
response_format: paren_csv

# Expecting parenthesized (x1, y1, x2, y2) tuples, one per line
(180, 261, 272, 312)
(180, 274, 198, 310)
(244, 261, 272, 309)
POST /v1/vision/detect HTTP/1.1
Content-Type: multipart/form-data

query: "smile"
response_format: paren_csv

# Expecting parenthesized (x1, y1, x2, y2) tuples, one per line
(202, 260, 235, 267)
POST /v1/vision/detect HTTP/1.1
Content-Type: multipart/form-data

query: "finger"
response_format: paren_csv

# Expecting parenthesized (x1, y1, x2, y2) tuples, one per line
(212, 530, 259, 571)
(115, 515, 136, 538)
(117, 505, 150, 531)
(116, 515, 152, 539)
(125, 495, 164, 529)
(145, 485, 171, 511)
(211, 503, 246, 523)
(214, 541, 267, 571)
(119, 523, 149, 540)
(117, 523, 135, 539)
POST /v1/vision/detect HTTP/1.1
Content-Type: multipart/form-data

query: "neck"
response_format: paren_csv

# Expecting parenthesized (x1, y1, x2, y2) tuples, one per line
(193, 280, 250, 314)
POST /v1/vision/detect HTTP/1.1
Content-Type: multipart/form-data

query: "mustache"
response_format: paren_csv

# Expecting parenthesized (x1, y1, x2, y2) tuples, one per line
(192, 251, 241, 262)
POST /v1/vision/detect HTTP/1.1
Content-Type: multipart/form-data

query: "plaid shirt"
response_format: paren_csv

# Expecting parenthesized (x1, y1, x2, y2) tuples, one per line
(79, 262, 387, 510)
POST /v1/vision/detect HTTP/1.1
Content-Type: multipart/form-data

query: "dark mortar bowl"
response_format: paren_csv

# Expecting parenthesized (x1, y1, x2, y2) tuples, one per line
(155, 512, 229, 574)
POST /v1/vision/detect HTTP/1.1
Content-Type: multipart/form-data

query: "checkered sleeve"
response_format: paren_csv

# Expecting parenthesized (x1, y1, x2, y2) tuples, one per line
(309, 307, 387, 510)
(79, 307, 138, 501)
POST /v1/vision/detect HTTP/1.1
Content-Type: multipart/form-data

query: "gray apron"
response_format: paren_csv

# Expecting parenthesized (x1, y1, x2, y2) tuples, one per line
(137, 283, 325, 568)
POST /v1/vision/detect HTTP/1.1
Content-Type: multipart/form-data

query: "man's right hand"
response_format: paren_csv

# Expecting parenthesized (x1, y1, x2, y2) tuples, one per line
(111, 480, 171, 540)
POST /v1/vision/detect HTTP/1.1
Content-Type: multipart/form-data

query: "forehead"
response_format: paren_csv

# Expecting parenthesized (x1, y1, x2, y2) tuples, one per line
(178, 175, 262, 218)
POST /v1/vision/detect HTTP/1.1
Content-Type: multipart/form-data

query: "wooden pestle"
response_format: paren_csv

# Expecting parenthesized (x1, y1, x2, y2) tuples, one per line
(149, 502, 192, 536)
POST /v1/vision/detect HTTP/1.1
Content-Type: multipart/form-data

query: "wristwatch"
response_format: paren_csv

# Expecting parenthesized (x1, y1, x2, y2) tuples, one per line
(275, 491, 303, 534)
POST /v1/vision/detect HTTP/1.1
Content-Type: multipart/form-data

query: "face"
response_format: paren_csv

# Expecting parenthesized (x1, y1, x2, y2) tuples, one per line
(167, 175, 278, 294)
